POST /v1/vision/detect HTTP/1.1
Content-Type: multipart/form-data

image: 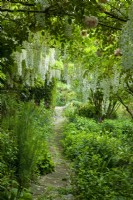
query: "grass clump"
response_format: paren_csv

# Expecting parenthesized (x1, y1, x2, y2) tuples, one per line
(1, 98, 54, 199)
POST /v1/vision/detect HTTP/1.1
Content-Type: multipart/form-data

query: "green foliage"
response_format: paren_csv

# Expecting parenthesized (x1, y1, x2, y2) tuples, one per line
(56, 82, 68, 106)
(64, 98, 119, 123)
(121, 2, 133, 70)
(63, 105, 78, 122)
(1, 93, 19, 119)
(19, 191, 32, 200)
(1, 97, 54, 199)
(1, 1, 133, 199)
(0, 67, 6, 88)
(36, 151, 55, 175)
(19, 76, 57, 108)
(56, 82, 77, 106)
(15, 102, 54, 187)
(64, 116, 100, 134)
(62, 116, 133, 199)
(101, 119, 133, 136)
(43, 78, 57, 108)
(78, 102, 97, 119)
(0, 129, 18, 200)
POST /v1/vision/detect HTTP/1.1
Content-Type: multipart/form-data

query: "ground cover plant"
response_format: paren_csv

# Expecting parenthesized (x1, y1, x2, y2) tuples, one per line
(62, 113, 133, 200)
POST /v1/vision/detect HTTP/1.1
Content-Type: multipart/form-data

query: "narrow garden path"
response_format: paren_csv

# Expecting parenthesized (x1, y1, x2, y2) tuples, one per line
(32, 106, 74, 200)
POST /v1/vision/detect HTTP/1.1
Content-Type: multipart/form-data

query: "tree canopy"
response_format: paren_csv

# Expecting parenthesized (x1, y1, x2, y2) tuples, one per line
(0, 0, 133, 116)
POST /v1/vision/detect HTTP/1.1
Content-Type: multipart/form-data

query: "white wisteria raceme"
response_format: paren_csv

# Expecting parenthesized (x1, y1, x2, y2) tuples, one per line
(16, 53, 22, 76)
(70, 63, 125, 115)
(44, 55, 50, 72)
(13, 32, 62, 86)
(25, 71, 30, 86)
(21, 49, 27, 61)
(121, 2, 133, 69)
(25, 48, 34, 68)
(49, 48, 56, 66)
(82, 78, 90, 101)
(55, 70, 61, 80)
(100, 78, 111, 114)
(111, 66, 120, 93)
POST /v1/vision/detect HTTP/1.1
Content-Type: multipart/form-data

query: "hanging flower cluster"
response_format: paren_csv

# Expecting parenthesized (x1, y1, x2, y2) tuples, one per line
(70, 65, 123, 115)
(13, 33, 62, 87)
(120, 2, 133, 69)
(84, 16, 99, 28)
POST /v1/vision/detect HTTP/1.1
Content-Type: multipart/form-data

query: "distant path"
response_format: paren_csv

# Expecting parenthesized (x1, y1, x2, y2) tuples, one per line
(32, 106, 74, 200)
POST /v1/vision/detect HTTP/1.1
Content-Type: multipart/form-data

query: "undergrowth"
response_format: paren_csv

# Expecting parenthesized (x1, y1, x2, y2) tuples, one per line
(1, 95, 54, 200)
(62, 115, 133, 200)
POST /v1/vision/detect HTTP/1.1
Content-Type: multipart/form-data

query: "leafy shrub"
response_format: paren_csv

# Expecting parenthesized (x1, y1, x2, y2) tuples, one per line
(74, 116, 100, 132)
(101, 119, 122, 137)
(63, 116, 100, 134)
(118, 120, 133, 136)
(64, 100, 82, 121)
(1, 93, 18, 119)
(69, 135, 132, 199)
(77, 101, 118, 120)
(63, 104, 78, 122)
(65, 115, 133, 138)
(101, 119, 133, 137)
(63, 117, 133, 199)
(78, 102, 96, 118)
(0, 129, 18, 200)
(36, 150, 55, 175)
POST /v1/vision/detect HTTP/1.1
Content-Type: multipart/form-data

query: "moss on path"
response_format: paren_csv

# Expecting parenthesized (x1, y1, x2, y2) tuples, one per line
(31, 106, 74, 200)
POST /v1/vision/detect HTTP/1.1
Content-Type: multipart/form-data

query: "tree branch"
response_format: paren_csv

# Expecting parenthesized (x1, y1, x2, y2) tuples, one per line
(126, 82, 133, 96)
(0, 7, 75, 18)
(106, 2, 128, 19)
(104, 11, 128, 22)
(97, 4, 128, 22)
(0, 8, 47, 14)
(2, 0, 35, 6)
(117, 95, 133, 119)
(98, 22, 122, 30)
